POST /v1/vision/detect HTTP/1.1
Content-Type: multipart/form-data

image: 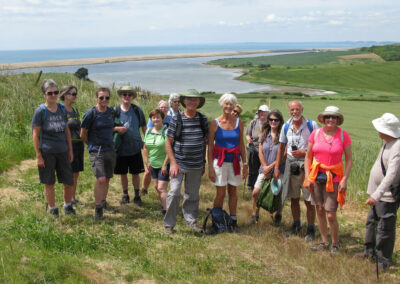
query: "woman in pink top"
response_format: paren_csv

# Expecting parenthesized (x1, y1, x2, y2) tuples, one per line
(304, 106, 352, 254)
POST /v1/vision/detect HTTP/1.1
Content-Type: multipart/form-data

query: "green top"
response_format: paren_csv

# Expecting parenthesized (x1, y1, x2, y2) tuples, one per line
(144, 126, 168, 169)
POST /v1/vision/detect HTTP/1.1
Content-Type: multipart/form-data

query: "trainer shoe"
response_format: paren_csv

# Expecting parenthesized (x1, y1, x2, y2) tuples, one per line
(133, 196, 143, 206)
(246, 214, 259, 225)
(274, 213, 282, 227)
(120, 194, 130, 205)
(95, 207, 104, 220)
(64, 205, 76, 215)
(189, 224, 204, 233)
(71, 198, 80, 205)
(330, 244, 339, 255)
(141, 188, 148, 196)
(49, 207, 59, 218)
(311, 242, 329, 251)
(230, 220, 239, 233)
(284, 225, 301, 237)
(304, 228, 315, 242)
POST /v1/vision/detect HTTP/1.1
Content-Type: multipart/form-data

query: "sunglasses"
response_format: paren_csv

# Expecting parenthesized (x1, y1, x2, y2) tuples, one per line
(121, 93, 133, 97)
(324, 115, 338, 120)
(67, 92, 77, 97)
(173, 100, 180, 103)
(46, 91, 59, 96)
(269, 118, 280, 122)
(98, 96, 110, 101)
(233, 110, 241, 115)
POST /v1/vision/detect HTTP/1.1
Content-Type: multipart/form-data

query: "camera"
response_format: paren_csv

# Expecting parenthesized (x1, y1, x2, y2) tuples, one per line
(290, 163, 300, 175)
(291, 145, 298, 151)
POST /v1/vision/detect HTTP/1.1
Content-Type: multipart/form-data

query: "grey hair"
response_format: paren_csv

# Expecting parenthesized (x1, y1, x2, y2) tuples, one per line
(158, 100, 168, 108)
(288, 100, 303, 109)
(41, 79, 58, 93)
(168, 93, 180, 107)
(218, 93, 237, 107)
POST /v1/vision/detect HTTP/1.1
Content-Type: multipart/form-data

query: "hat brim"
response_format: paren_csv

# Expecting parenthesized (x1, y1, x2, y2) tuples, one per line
(372, 118, 400, 138)
(117, 89, 137, 98)
(271, 178, 282, 196)
(180, 96, 205, 109)
(317, 112, 344, 125)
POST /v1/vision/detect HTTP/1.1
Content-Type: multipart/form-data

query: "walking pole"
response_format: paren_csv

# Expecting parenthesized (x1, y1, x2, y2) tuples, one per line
(372, 205, 379, 280)
(243, 177, 247, 198)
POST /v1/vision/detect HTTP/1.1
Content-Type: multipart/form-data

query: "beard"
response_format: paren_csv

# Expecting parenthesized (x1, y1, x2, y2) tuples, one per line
(292, 115, 301, 121)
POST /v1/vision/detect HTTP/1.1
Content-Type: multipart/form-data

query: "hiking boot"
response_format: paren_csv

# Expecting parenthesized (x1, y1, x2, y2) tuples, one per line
(49, 207, 59, 218)
(247, 214, 259, 225)
(231, 220, 239, 233)
(133, 196, 143, 206)
(120, 194, 130, 204)
(274, 213, 282, 227)
(165, 227, 176, 234)
(95, 207, 104, 220)
(141, 188, 148, 196)
(189, 224, 204, 233)
(101, 200, 108, 209)
(311, 242, 329, 251)
(304, 228, 315, 242)
(330, 244, 339, 255)
(284, 225, 301, 237)
(64, 205, 76, 215)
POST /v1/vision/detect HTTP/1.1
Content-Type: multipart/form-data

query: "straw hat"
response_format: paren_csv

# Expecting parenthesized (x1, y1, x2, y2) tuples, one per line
(117, 85, 137, 98)
(179, 89, 205, 109)
(372, 113, 400, 138)
(317, 106, 344, 125)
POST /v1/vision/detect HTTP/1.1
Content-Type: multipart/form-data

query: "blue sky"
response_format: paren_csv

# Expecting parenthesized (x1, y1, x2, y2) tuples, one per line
(0, 0, 399, 50)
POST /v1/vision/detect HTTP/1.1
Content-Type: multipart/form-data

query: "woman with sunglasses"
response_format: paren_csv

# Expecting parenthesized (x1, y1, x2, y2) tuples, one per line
(247, 110, 285, 225)
(60, 85, 83, 205)
(81, 87, 116, 220)
(231, 104, 242, 118)
(304, 106, 352, 254)
(32, 79, 75, 218)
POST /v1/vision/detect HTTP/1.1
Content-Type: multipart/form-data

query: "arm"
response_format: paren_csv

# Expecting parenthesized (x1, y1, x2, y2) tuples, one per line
(165, 136, 180, 178)
(161, 153, 170, 176)
(339, 144, 352, 194)
(142, 143, 150, 170)
(303, 142, 314, 189)
(239, 120, 248, 180)
(32, 126, 44, 167)
(273, 143, 285, 180)
(65, 126, 74, 163)
(80, 128, 88, 145)
(141, 125, 147, 136)
(114, 126, 127, 134)
(207, 120, 217, 183)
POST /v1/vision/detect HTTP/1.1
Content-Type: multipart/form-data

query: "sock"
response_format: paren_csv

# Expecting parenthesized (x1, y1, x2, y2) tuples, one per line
(230, 215, 237, 221)
(307, 224, 315, 231)
(64, 203, 71, 208)
(293, 220, 301, 227)
(123, 189, 128, 195)
(134, 189, 140, 197)
(50, 206, 57, 210)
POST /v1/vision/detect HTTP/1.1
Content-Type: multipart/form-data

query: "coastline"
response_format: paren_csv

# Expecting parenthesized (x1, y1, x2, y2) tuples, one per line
(0, 49, 312, 70)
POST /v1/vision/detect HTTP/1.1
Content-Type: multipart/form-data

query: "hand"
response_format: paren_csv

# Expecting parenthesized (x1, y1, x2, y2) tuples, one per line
(273, 168, 280, 180)
(37, 155, 45, 168)
(246, 137, 253, 144)
(291, 149, 305, 159)
(242, 165, 248, 180)
(169, 162, 181, 179)
(365, 197, 377, 206)
(338, 179, 347, 193)
(116, 126, 127, 134)
(145, 163, 151, 172)
(262, 165, 269, 176)
(304, 179, 311, 190)
(161, 165, 168, 176)
(209, 167, 216, 183)
(69, 151, 74, 163)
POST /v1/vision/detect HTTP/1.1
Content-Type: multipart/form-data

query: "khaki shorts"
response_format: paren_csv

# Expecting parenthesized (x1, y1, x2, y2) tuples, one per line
(254, 172, 271, 190)
(89, 150, 116, 179)
(210, 160, 242, 187)
(311, 182, 339, 212)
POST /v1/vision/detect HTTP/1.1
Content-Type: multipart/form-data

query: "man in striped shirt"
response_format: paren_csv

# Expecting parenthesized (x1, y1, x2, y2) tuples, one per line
(164, 89, 208, 234)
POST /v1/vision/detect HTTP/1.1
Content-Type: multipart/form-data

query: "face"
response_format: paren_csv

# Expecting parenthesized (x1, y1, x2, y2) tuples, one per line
(151, 113, 163, 126)
(159, 103, 169, 115)
(222, 101, 234, 115)
(258, 110, 267, 121)
(232, 107, 241, 117)
(172, 99, 180, 111)
(97, 90, 110, 107)
(184, 97, 200, 110)
(289, 101, 303, 121)
(44, 86, 59, 103)
(120, 92, 134, 104)
(323, 115, 338, 128)
(65, 88, 78, 104)
(268, 115, 280, 129)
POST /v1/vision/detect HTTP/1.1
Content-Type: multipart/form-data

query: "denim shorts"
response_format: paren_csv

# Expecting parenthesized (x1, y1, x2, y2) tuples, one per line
(150, 165, 170, 182)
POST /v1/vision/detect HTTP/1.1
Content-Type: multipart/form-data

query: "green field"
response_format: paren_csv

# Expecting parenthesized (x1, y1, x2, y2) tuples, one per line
(1, 64, 400, 282)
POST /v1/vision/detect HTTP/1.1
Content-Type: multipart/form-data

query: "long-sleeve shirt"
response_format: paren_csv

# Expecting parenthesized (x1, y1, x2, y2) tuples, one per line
(367, 138, 400, 203)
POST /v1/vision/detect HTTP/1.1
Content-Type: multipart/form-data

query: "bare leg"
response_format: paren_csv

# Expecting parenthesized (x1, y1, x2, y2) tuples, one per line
(251, 187, 261, 215)
(95, 177, 109, 205)
(132, 174, 140, 190)
(291, 198, 300, 221)
(316, 205, 329, 243)
(63, 184, 73, 204)
(72, 172, 79, 199)
(142, 170, 151, 190)
(327, 211, 339, 244)
(120, 174, 128, 191)
(213, 186, 226, 208)
(227, 184, 237, 216)
(157, 180, 169, 210)
(305, 200, 316, 225)
(44, 184, 56, 207)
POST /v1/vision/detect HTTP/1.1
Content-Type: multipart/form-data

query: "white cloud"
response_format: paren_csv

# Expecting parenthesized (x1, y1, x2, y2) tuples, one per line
(328, 20, 344, 25)
(265, 14, 276, 22)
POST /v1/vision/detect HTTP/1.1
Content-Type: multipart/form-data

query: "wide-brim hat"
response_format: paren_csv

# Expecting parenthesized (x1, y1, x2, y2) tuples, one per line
(317, 106, 344, 125)
(258, 104, 270, 112)
(372, 113, 400, 138)
(271, 178, 282, 196)
(179, 89, 205, 109)
(117, 85, 137, 98)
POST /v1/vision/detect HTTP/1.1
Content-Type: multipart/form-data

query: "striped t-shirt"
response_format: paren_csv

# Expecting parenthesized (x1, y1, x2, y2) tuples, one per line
(167, 112, 208, 170)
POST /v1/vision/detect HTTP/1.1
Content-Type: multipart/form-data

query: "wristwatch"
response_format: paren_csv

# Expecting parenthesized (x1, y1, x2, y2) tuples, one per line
(243, 162, 248, 166)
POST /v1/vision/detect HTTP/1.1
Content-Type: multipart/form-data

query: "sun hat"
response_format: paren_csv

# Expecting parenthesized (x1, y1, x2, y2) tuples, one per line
(372, 113, 400, 138)
(179, 89, 205, 109)
(258, 105, 270, 112)
(117, 85, 137, 98)
(271, 178, 282, 196)
(317, 106, 344, 125)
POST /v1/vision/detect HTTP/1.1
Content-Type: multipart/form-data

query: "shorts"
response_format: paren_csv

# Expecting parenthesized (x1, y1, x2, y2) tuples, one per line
(38, 152, 73, 185)
(114, 152, 145, 175)
(254, 172, 268, 190)
(210, 160, 242, 187)
(311, 181, 339, 212)
(71, 142, 84, 173)
(89, 150, 116, 179)
(150, 165, 170, 182)
(283, 159, 311, 202)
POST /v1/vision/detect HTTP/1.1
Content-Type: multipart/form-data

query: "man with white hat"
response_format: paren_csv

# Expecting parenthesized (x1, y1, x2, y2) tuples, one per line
(356, 113, 400, 271)
(274, 100, 317, 241)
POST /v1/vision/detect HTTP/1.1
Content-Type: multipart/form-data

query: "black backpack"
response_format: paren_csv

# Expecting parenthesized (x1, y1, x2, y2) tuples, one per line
(174, 111, 207, 142)
(203, 208, 233, 234)
(113, 104, 142, 125)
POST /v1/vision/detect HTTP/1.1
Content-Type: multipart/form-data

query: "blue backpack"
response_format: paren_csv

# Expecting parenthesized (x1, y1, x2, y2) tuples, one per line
(284, 119, 314, 136)
(203, 207, 233, 234)
(40, 103, 65, 120)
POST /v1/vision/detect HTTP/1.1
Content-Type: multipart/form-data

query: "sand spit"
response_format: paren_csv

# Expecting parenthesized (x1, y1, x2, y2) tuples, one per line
(0, 49, 312, 70)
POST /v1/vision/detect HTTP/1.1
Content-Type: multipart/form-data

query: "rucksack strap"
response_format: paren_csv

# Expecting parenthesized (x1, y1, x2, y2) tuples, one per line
(202, 208, 213, 233)
(284, 122, 289, 136)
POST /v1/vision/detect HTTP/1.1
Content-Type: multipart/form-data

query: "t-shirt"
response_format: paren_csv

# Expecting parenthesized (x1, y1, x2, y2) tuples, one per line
(259, 132, 285, 174)
(81, 107, 114, 152)
(117, 105, 146, 156)
(167, 112, 208, 170)
(144, 126, 168, 168)
(146, 115, 172, 128)
(66, 107, 81, 143)
(31, 104, 68, 153)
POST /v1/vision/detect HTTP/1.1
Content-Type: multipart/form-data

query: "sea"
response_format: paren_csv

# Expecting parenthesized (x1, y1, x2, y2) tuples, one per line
(0, 41, 387, 94)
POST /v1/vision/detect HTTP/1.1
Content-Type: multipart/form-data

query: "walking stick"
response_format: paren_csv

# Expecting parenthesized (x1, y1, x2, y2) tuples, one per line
(243, 177, 247, 198)
(372, 205, 379, 280)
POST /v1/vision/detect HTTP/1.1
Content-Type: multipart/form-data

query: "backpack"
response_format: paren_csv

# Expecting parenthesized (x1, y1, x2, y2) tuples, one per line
(284, 119, 314, 136)
(40, 103, 65, 121)
(113, 104, 142, 126)
(174, 111, 207, 142)
(257, 180, 281, 214)
(202, 207, 233, 234)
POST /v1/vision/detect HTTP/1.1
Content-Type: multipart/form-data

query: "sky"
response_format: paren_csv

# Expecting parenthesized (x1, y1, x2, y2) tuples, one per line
(0, 0, 399, 50)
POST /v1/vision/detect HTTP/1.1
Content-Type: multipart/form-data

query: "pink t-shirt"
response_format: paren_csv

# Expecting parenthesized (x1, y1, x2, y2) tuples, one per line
(309, 127, 352, 182)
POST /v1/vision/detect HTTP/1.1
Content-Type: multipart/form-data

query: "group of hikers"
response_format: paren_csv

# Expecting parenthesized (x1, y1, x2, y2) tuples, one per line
(32, 78, 400, 271)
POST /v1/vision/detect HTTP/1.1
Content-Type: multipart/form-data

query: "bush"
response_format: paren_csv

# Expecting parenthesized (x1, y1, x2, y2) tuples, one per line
(74, 68, 89, 80)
